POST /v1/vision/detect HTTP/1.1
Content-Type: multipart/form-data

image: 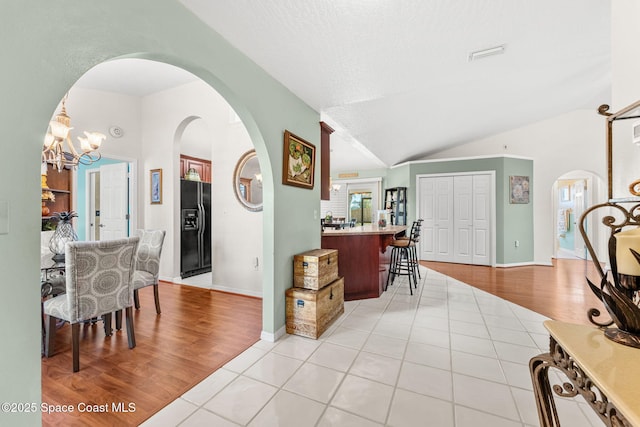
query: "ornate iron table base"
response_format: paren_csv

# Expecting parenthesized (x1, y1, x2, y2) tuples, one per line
(529, 336, 631, 427)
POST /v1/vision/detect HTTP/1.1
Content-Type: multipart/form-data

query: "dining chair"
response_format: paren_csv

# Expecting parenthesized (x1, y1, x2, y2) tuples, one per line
(132, 229, 166, 314)
(114, 229, 165, 331)
(43, 237, 139, 372)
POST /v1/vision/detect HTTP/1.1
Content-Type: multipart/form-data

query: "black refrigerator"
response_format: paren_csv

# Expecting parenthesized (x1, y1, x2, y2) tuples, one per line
(180, 180, 212, 278)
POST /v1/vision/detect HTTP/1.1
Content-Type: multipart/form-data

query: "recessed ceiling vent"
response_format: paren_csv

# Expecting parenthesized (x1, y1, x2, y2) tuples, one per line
(468, 44, 506, 62)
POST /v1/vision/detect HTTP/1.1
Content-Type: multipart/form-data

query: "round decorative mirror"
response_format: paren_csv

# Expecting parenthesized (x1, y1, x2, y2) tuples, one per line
(233, 149, 263, 212)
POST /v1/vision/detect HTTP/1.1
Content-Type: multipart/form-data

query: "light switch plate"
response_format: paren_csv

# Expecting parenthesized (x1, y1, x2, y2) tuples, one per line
(0, 201, 8, 234)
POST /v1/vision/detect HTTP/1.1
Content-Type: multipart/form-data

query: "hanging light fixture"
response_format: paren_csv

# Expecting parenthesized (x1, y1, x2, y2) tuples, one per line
(42, 93, 106, 172)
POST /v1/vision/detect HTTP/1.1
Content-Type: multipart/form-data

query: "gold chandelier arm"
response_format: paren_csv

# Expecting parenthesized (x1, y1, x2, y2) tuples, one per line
(41, 92, 106, 172)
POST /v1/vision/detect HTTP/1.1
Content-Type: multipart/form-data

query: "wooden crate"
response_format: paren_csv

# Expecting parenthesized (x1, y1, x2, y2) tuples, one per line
(293, 248, 338, 290)
(286, 277, 344, 339)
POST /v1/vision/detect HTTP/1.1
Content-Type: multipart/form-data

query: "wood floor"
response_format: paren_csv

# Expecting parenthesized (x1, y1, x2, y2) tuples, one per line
(41, 259, 607, 426)
(423, 258, 609, 326)
(41, 282, 262, 427)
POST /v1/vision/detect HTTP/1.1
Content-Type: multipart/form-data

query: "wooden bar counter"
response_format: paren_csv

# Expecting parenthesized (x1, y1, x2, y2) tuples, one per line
(321, 224, 407, 300)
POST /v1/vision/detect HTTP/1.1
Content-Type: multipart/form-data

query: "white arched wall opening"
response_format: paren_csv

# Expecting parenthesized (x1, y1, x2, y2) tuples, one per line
(551, 170, 606, 262)
(170, 112, 264, 296)
(44, 54, 278, 332)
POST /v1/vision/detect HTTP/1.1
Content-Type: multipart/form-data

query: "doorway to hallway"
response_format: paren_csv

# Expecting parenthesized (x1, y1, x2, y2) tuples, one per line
(555, 178, 586, 259)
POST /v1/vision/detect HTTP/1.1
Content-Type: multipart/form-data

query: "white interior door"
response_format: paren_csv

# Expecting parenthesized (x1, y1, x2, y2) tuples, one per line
(419, 177, 437, 260)
(418, 172, 493, 265)
(435, 177, 454, 261)
(572, 179, 587, 259)
(419, 176, 454, 261)
(99, 162, 129, 240)
(472, 174, 491, 265)
(454, 175, 473, 263)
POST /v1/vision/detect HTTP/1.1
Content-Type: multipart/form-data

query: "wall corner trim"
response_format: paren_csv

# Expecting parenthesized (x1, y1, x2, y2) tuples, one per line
(260, 326, 286, 343)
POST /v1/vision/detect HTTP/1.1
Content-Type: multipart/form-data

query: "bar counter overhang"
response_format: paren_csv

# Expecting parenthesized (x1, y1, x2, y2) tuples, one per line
(321, 224, 407, 300)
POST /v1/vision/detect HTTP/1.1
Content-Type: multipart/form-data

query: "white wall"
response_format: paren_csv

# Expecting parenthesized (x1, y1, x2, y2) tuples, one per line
(426, 109, 607, 265)
(211, 121, 263, 296)
(181, 118, 214, 160)
(70, 81, 263, 296)
(140, 80, 262, 296)
(62, 87, 143, 162)
(612, 1, 640, 198)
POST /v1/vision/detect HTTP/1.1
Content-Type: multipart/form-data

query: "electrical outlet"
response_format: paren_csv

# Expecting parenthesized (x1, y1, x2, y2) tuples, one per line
(515, 240, 520, 248)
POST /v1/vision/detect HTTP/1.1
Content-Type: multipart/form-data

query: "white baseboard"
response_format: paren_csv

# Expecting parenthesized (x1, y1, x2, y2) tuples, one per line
(495, 261, 546, 268)
(211, 284, 262, 298)
(260, 325, 286, 343)
(164, 277, 262, 298)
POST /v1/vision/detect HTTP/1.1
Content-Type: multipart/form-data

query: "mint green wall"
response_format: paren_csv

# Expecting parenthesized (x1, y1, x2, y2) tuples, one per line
(0, 2, 320, 424)
(502, 157, 535, 264)
(76, 158, 127, 241)
(383, 157, 534, 265)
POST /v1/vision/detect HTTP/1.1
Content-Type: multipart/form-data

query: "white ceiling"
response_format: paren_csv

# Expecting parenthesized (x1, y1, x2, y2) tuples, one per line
(75, 1, 612, 172)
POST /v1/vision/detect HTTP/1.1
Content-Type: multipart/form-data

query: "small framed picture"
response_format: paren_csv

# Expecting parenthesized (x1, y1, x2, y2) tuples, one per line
(282, 130, 315, 189)
(510, 175, 530, 204)
(150, 169, 162, 204)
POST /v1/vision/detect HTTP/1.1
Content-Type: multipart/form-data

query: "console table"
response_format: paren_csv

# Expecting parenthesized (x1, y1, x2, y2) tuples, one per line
(529, 320, 639, 426)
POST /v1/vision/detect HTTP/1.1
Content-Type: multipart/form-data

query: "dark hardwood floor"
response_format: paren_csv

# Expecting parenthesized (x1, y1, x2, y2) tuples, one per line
(41, 282, 262, 426)
(42, 259, 606, 426)
(423, 258, 609, 326)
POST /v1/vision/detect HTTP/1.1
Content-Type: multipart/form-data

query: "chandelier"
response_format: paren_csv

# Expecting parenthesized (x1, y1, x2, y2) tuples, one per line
(42, 93, 106, 172)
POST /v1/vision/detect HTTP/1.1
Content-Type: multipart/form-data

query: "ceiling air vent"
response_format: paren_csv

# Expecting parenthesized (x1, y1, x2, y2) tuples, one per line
(468, 45, 506, 62)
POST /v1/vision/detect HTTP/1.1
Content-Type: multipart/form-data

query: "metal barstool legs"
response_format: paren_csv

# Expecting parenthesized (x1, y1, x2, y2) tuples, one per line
(385, 244, 415, 295)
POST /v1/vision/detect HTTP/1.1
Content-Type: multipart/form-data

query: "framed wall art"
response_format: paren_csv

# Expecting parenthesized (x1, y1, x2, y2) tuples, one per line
(282, 130, 315, 189)
(150, 168, 163, 204)
(510, 175, 530, 204)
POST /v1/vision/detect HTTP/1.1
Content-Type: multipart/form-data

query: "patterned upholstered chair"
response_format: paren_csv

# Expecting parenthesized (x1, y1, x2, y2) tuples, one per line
(43, 237, 139, 372)
(132, 229, 166, 314)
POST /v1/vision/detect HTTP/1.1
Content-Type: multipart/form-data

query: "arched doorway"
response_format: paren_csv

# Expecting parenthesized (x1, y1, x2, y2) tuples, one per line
(552, 170, 604, 260)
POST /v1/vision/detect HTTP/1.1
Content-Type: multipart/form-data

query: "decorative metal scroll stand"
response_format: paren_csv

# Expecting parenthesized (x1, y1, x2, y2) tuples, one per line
(579, 200, 640, 348)
(529, 101, 640, 427)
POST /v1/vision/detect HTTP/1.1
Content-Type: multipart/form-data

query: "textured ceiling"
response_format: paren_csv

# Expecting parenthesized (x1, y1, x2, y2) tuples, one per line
(180, 0, 611, 170)
(76, 1, 612, 172)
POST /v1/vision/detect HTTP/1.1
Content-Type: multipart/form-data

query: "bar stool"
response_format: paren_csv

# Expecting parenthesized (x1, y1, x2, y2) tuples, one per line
(396, 219, 422, 279)
(386, 221, 420, 295)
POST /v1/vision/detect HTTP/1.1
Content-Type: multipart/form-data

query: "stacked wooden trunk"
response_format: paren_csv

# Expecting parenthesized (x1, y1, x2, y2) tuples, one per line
(286, 249, 344, 339)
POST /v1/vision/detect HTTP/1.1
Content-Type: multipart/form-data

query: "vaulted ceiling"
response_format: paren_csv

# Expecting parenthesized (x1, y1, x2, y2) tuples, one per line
(77, 1, 612, 172)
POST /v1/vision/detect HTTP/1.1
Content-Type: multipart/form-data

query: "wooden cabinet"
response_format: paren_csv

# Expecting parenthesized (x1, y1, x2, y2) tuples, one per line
(42, 163, 72, 228)
(320, 121, 334, 201)
(180, 154, 211, 183)
(384, 187, 407, 226)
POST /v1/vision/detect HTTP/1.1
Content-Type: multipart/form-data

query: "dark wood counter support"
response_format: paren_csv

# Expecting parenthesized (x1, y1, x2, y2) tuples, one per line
(321, 225, 406, 300)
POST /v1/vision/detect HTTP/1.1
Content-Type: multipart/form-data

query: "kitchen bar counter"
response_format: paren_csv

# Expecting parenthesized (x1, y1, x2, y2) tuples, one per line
(321, 225, 407, 300)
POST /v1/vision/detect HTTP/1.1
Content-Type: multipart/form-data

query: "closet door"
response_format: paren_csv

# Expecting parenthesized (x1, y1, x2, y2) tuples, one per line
(434, 177, 454, 261)
(454, 175, 473, 263)
(472, 174, 491, 266)
(419, 177, 437, 260)
(419, 176, 454, 261)
(418, 173, 492, 266)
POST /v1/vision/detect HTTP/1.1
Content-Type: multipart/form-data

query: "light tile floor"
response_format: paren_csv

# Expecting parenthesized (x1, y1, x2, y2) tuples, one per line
(142, 267, 603, 427)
